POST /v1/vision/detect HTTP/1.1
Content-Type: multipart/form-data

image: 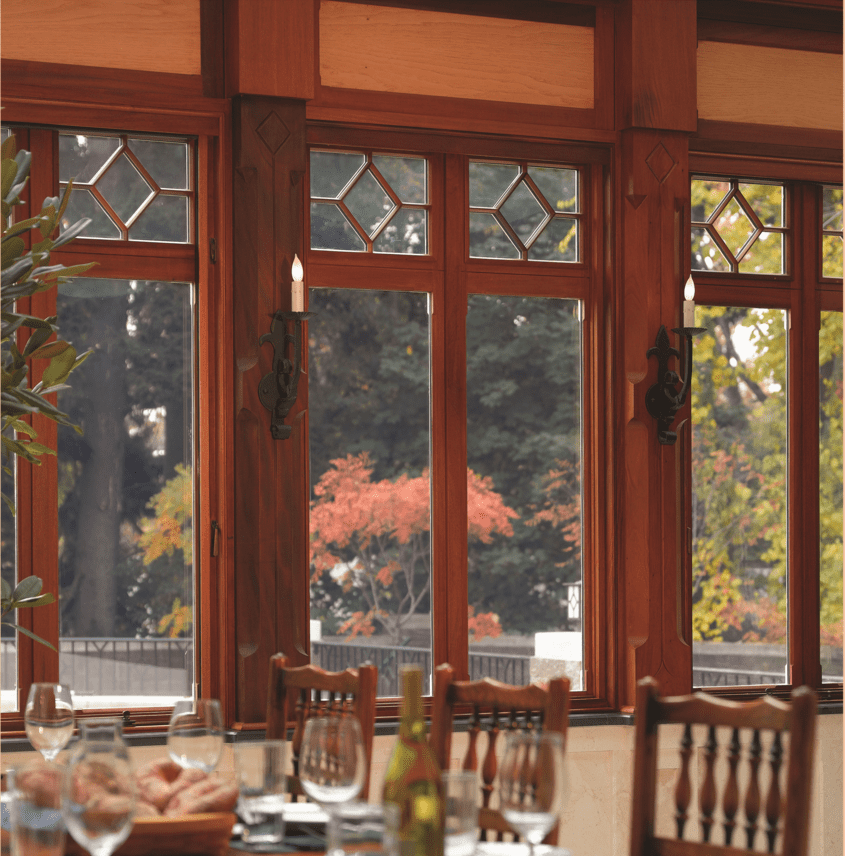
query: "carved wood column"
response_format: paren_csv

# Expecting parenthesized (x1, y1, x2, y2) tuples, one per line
(616, 0, 697, 706)
(232, 96, 308, 723)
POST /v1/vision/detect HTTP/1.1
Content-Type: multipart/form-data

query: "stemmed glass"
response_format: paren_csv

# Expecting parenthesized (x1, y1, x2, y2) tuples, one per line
(167, 698, 224, 773)
(299, 716, 366, 815)
(25, 683, 75, 761)
(498, 731, 566, 856)
(62, 718, 136, 856)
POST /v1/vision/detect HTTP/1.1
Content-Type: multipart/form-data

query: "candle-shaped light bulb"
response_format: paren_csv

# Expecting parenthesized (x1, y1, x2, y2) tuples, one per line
(682, 275, 695, 327)
(291, 254, 304, 313)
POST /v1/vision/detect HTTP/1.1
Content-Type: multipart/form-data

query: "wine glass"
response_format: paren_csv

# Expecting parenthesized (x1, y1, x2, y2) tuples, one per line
(167, 698, 224, 773)
(498, 731, 566, 856)
(62, 718, 136, 856)
(25, 683, 75, 761)
(299, 716, 366, 814)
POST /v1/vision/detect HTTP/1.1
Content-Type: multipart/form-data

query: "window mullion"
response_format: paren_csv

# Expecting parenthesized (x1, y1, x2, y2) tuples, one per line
(789, 184, 822, 688)
(432, 153, 469, 679)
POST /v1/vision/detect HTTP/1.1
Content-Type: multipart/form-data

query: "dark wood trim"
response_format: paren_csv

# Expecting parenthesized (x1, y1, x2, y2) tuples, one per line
(326, 0, 598, 26)
(692, 120, 843, 166)
(697, 0, 843, 33)
(690, 152, 843, 184)
(697, 17, 842, 52)
(201, 0, 226, 98)
(307, 124, 613, 164)
(307, 87, 607, 142)
(1, 59, 208, 109)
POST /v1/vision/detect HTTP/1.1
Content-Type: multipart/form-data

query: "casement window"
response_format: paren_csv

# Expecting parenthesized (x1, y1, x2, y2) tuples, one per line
(2, 121, 220, 726)
(688, 174, 842, 695)
(304, 130, 608, 701)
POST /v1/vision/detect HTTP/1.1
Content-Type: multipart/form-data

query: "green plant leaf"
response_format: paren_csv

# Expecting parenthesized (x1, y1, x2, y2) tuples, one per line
(40, 347, 77, 388)
(1, 236, 25, 269)
(13, 592, 55, 608)
(13, 575, 43, 600)
(0, 621, 57, 651)
(1, 577, 10, 600)
(29, 340, 71, 360)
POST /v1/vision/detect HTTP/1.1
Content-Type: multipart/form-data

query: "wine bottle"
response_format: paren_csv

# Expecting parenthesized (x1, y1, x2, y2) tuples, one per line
(382, 665, 445, 856)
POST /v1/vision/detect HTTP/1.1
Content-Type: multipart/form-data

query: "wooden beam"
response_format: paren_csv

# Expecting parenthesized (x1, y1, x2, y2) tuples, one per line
(616, 0, 697, 132)
(225, 0, 316, 99)
(231, 96, 308, 724)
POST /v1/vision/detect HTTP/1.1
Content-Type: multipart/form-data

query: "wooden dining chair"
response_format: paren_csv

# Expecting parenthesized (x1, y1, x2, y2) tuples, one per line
(265, 653, 378, 800)
(629, 676, 817, 856)
(430, 663, 571, 843)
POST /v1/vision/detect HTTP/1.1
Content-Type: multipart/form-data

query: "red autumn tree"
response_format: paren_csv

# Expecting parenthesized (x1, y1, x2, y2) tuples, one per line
(310, 452, 517, 643)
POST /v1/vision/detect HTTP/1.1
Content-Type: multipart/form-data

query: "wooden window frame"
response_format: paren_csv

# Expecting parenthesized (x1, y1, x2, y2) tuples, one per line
(686, 155, 843, 703)
(1, 88, 232, 736)
(303, 125, 614, 716)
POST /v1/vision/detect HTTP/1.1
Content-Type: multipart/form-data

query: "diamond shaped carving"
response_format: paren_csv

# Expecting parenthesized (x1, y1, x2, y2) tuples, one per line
(257, 112, 290, 154)
(646, 142, 676, 184)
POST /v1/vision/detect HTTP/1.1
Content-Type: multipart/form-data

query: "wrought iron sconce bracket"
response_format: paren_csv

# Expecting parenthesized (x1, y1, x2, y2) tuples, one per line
(258, 310, 316, 440)
(645, 324, 705, 445)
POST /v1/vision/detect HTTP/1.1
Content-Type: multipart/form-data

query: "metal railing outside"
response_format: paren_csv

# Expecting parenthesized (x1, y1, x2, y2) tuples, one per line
(311, 640, 532, 696)
(1, 638, 192, 696)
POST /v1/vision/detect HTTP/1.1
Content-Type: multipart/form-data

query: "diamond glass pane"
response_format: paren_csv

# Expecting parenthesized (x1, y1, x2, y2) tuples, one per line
(823, 186, 843, 232)
(528, 167, 577, 213)
(373, 208, 427, 255)
(739, 183, 783, 228)
(373, 156, 426, 204)
(469, 163, 519, 209)
(469, 213, 519, 260)
(129, 196, 189, 243)
(528, 218, 578, 262)
(823, 235, 843, 278)
(60, 187, 120, 239)
(691, 179, 730, 223)
(59, 134, 120, 183)
(97, 154, 154, 223)
(310, 202, 366, 252)
(819, 310, 843, 683)
(738, 232, 783, 275)
(345, 170, 395, 238)
(129, 140, 189, 190)
(500, 182, 547, 243)
(311, 151, 365, 199)
(714, 197, 755, 258)
(691, 227, 729, 272)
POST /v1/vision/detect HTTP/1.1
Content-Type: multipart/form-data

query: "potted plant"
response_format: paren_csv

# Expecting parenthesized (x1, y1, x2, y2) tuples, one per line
(1, 133, 95, 648)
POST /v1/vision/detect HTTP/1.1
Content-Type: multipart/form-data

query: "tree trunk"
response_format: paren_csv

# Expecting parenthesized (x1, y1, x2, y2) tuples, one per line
(66, 297, 127, 637)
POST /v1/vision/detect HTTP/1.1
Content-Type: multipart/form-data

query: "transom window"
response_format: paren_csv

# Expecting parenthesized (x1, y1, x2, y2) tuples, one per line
(310, 150, 429, 254)
(691, 177, 787, 275)
(59, 133, 193, 243)
(469, 161, 579, 262)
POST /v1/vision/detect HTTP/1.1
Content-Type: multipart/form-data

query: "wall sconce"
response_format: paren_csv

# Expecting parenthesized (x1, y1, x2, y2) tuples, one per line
(258, 255, 315, 440)
(645, 276, 705, 445)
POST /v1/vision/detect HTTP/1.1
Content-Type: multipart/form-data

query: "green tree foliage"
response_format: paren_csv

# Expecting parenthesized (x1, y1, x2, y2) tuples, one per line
(308, 287, 583, 640)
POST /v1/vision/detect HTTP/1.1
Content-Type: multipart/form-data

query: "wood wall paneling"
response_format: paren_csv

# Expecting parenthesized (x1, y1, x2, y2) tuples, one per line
(0, 0, 201, 75)
(697, 41, 844, 131)
(225, 0, 316, 99)
(319, 1, 594, 109)
(232, 97, 307, 724)
(618, 128, 694, 706)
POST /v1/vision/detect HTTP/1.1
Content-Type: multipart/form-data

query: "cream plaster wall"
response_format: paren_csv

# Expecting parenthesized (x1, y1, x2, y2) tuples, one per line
(2, 717, 841, 856)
